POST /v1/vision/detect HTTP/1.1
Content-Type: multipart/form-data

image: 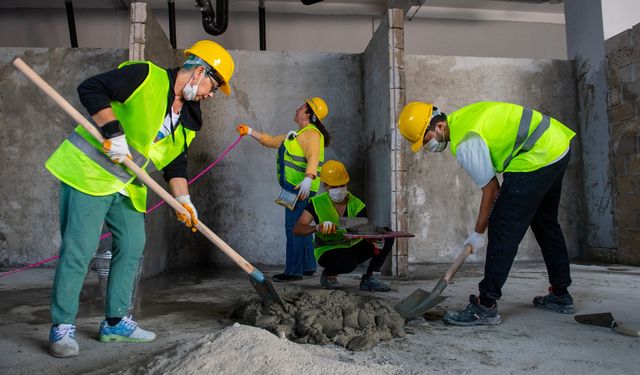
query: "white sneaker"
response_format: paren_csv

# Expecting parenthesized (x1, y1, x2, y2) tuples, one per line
(49, 324, 79, 358)
(99, 316, 156, 342)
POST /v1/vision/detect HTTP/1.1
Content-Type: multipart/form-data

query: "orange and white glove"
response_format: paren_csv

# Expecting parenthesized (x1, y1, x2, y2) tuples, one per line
(316, 221, 336, 235)
(175, 195, 198, 232)
(236, 124, 253, 137)
(102, 134, 131, 163)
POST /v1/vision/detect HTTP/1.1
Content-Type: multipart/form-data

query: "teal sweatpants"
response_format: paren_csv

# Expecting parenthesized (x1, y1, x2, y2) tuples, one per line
(51, 183, 145, 324)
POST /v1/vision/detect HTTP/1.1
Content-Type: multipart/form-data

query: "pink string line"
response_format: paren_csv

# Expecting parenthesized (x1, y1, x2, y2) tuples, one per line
(0, 135, 244, 279)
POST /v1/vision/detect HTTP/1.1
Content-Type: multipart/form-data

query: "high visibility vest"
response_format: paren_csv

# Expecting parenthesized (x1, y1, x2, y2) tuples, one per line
(312, 192, 366, 261)
(276, 124, 324, 192)
(448, 102, 575, 173)
(45, 61, 196, 212)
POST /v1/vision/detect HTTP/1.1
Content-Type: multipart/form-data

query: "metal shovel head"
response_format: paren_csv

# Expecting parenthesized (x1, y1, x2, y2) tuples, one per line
(249, 277, 288, 312)
(395, 288, 448, 319)
(575, 312, 616, 328)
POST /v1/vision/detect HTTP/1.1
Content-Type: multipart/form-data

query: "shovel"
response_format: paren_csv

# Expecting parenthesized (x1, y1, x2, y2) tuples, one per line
(575, 312, 640, 337)
(395, 244, 473, 319)
(13, 58, 287, 310)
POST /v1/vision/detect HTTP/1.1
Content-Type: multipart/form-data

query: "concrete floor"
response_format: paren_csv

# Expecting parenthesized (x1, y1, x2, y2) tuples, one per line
(0, 262, 638, 374)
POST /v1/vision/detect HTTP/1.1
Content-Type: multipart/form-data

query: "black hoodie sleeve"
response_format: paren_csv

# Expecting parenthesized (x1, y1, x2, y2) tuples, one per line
(77, 63, 149, 116)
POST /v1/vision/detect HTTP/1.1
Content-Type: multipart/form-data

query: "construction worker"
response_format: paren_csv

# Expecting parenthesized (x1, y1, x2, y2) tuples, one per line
(398, 101, 575, 326)
(292, 160, 393, 291)
(45, 40, 234, 357)
(237, 98, 329, 282)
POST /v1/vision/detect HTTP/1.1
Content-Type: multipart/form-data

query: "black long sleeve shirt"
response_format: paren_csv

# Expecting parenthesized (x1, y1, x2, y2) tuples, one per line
(77, 63, 203, 182)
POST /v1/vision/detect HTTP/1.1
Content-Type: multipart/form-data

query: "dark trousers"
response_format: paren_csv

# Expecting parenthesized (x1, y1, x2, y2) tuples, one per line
(318, 238, 394, 276)
(479, 150, 572, 301)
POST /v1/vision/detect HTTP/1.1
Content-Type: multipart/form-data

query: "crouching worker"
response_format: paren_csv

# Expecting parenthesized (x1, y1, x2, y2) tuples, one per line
(293, 160, 393, 291)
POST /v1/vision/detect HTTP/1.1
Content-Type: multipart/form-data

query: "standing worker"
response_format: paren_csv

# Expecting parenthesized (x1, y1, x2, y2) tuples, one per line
(293, 160, 393, 291)
(45, 40, 235, 357)
(398, 101, 575, 326)
(237, 98, 329, 282)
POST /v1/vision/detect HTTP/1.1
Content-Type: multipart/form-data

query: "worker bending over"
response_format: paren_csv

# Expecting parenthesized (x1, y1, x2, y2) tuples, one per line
(293, 160, 393, 291)
(399, 101, 575, 326)
(237, 98, 329, 282)
(46, 40, 234, 357)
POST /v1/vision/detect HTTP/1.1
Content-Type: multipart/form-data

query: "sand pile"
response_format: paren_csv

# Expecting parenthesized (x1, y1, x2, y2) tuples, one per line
(118, 324, 396, 375)
(232, 288, 406, 351)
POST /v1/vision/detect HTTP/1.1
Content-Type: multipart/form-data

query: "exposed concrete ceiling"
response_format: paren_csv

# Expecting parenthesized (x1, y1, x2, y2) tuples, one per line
(0, 0, 565, 23)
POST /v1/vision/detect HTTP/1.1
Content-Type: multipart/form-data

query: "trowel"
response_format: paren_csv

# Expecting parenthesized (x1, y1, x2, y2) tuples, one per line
(575, 312, 640, 337)
(395, 244, 473, 319)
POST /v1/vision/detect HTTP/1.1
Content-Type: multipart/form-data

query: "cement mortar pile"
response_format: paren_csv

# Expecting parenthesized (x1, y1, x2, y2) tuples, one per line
(118, 324, 396, 375)
(232, 288, 406, 351)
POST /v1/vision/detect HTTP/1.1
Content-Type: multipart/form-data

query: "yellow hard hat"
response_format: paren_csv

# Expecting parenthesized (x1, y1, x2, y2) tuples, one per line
(305, 97, 329, 121)
(321, 160, 350, 186)
(398, 102, 434, 152)
(184, 40, 235, 96)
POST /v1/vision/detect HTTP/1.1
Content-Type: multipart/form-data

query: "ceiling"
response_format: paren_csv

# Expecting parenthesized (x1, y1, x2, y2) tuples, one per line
(0, 1, 565, 23)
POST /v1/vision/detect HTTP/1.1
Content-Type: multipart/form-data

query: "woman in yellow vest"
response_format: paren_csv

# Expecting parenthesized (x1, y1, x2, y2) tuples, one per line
(398, 101, 575, 326)
(292, 160, 393, 291)
(45, 40, 234, 358)
(237, 98, 329, 282)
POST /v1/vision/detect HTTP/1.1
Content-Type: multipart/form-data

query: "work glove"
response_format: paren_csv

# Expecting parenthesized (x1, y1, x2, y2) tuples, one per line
(316, 221, 337, 235)
(175, 195, 198, 232)
(236, 124, 253, 136)
(464, 231, 486, 252)
(102, 134, 131, 163)
(367, 238, 385, 255)
(295, 176, 313, 200)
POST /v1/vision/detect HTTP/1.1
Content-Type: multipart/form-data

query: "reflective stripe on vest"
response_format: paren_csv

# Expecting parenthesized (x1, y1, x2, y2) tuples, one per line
(502, 109, 551, 170)
(312, 192, 366, 261)
(67, 132, 147, 183)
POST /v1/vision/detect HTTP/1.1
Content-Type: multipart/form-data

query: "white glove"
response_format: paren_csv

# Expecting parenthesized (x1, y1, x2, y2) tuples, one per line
(102, 134, 131, 163)
(316, 221, 336, 235)
(295, 176, 313, 200)
(369, 239, 385, 249)
(464, 231, 486, 252)
(175, 195, 198, 232)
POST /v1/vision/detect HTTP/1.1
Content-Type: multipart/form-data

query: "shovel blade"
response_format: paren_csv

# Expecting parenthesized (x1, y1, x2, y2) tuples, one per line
(249, 277, 288, 311)
(395, 288, 448, 319)
(575, 312, 615, 328)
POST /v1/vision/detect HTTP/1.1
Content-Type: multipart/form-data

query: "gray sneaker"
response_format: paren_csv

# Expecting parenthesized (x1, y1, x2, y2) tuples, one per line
(359, 274, 391, 292)
(320, 273, 340, 289)
(533, 287, 575, 314)
(49, 324, 79, 358)
(443, 295, 502, 326)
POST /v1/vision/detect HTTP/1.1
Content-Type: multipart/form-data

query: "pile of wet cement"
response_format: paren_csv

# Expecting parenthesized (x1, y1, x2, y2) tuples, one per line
(231, 288, 406, 351)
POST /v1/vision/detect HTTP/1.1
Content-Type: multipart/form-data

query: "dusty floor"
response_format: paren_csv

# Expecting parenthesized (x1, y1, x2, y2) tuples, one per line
(0, 262, 638, 374)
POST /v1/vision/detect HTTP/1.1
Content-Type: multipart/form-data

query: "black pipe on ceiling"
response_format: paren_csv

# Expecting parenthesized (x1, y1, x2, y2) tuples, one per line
(259, 0, 266, 51)
(301, 0, 325, 4)
(168, 0, 176, 49)
(64, 0, 78, 48)
(195, 0, 229, 36)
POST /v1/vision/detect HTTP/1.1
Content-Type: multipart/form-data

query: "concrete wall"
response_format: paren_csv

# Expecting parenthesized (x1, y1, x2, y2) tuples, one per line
(0, 47, 128, 267)
(404, 55, 583, 264)
(605, 23, 640, 266)
(177, 50, 365, 268)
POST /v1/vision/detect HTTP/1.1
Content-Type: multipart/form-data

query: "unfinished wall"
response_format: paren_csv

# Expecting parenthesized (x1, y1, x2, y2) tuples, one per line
(181, 51, 365, 268)
(404, 55, 582, 264)
(605, 23, 640, 266)
(0, 47, 128, 267)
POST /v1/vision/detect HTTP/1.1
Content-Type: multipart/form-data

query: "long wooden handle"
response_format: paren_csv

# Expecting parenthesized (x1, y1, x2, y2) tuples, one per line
(443, 244, 473, 283)
(13, 57, 257, 276)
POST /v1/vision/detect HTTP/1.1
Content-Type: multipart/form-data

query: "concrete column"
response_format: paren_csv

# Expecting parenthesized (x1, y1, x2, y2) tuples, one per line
(564, 0, 617, 259)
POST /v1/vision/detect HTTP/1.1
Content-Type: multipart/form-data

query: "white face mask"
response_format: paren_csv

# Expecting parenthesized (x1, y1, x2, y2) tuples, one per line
(329, 187, 348, 202)
(182, 72, 204, 101)
(425, 138, 447, 153)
